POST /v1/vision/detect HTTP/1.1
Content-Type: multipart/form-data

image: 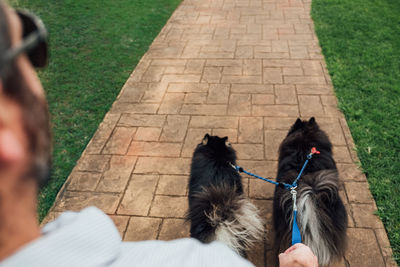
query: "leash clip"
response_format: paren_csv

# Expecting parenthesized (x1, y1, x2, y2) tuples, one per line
(291, 187, 297, 211)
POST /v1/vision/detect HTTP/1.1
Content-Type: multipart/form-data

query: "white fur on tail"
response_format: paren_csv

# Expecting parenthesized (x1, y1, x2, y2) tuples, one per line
(207, 198, 264, 254)
(297, 189, 331, 266)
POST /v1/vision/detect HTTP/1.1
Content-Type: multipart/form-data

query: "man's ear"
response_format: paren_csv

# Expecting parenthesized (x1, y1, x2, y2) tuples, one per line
(0, 128, 24, 164)
(0, 79, 4, 94)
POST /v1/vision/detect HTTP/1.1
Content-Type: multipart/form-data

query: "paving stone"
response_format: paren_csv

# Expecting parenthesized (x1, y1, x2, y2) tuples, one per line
(168, 83, 209, 93)
(54, 191, 120, 214)
(151, 59, 187, 66)
(237, 160, 277, 178)
(351, 203, 384, 229)
(264, 117, 297, 130)
(243, 59, 262, 75)
(110, 102, 159, 114)
(252, 94, 274, 105)
(190, 116, 238, 129)
(158, 93, 184, 114)
(118, 114, 166, 127)
(86, 113, 120, 154)
(67, 172, 102, 191)
(109, 215, 129, 237)
(221, 75, 262, 84)
(160, 115, 190, 142)
(159, 219, 190, 240)
(96, 156, 137, 193)
(275, 84, 297, 104)
(282, 67, 303, 76)
(156, 175, 188, 196)
(302, 60, 324, 76)
(118, 174, 158, 216)
(207, 84, 230, 104)
(375, 228, 395, 259)
(263, 59, 301, 67)
(333, 146, 353, 163)
(202, 66, 222, 83)
(345, 228, 385, 267)
(236, 45, 254, 58)
(263, 68, 283, 84)
(76, 155, 111, 172)
(265, 130, 287, 160)
(134, 157, 190, 175)
(184, 93, 207, 104)
(296, 84, 333, 95)
(134, 127, 162, 141)
(124, 217, 162, 241)
(272, 40, 289, 53)
(181, 128, 211, 157)
(344, 182, 374, 204)
(252, 105, 299, 117)
(102, 127, 137, 155)
(337, 163, 365, 182)
(141, 66, 165, 82)
(127, 141, 181, 157)
(185, 59, 205, 74)
(150, 196, 188, 218)
(228, 94, 252, 115)
(317, 118, 347, 146)
(234, 144, 264, 160)
(141, 82, 168, 103)
(298, 95, 325, 117)
(183, 97, 225, 111)
(231, 84, 274, 94)
(249, 178, 276, 199)
(164, 65, 185, 74)
(285, 76, 326, 84)
(238, 117, 263, 143)
(223, 66, 242, 75)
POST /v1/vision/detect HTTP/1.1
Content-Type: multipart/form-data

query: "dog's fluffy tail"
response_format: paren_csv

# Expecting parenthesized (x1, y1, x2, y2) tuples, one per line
(187, 185, 264, 255)
(295, 170, 347, 266)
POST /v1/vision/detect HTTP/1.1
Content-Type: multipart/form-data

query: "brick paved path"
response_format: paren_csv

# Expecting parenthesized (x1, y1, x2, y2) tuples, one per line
(45, 0, 396, 266)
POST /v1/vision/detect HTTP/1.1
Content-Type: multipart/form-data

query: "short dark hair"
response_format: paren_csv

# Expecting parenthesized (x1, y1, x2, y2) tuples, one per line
(0, 1, 52, 187)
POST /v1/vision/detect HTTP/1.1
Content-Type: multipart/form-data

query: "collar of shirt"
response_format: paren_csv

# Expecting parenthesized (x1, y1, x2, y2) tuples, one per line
(0, 207, 121, 267)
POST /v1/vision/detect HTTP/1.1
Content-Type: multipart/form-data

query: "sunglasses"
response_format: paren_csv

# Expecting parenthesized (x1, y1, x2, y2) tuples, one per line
(0, 9, 48, 74)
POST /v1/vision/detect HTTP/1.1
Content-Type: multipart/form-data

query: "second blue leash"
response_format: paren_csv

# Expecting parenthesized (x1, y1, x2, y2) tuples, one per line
(230, 147, 321, 245)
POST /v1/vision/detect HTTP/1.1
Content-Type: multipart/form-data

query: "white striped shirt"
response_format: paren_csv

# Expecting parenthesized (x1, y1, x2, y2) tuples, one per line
(0, 207, 254, 267)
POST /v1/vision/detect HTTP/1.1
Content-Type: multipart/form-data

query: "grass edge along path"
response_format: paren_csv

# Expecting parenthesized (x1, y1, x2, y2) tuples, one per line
(9, 0, 182, 221)
(312, 0, 400, 263)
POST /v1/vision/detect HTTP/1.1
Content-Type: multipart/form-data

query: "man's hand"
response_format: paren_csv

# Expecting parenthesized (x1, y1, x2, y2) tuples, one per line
(279, 243, 318, 267)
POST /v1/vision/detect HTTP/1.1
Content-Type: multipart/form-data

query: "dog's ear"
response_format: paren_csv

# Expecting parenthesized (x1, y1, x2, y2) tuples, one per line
(287, 118, 303, 135)
(222, 136, 231, 147)
(202, 134, 209, 145)
(309, 117, 316, 125)
(293, 118, 303, 129)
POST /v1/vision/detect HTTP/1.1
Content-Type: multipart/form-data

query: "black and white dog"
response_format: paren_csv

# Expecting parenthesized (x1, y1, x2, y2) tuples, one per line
(273, 118, 348, 266)
(187, 134, 264, 256)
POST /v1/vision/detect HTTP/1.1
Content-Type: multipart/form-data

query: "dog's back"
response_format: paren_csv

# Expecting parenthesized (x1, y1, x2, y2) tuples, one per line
(187, 134, 264, 256)
(273, 118, 348, 266)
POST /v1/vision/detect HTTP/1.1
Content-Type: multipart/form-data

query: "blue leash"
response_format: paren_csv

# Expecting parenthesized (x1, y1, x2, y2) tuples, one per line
(231, 147, 320, 245)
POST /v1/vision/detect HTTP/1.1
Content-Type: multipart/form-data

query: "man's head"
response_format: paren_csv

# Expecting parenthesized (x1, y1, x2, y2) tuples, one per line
(0, 1, 52, 195)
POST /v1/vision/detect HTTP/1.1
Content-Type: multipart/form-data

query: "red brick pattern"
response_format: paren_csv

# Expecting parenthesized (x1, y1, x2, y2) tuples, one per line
(46, 0, 395, 266)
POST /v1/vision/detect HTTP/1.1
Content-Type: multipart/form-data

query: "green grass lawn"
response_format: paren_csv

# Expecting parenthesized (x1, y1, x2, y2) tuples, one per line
(9, 0, 182, 221)
(312, 0, 400, 263)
